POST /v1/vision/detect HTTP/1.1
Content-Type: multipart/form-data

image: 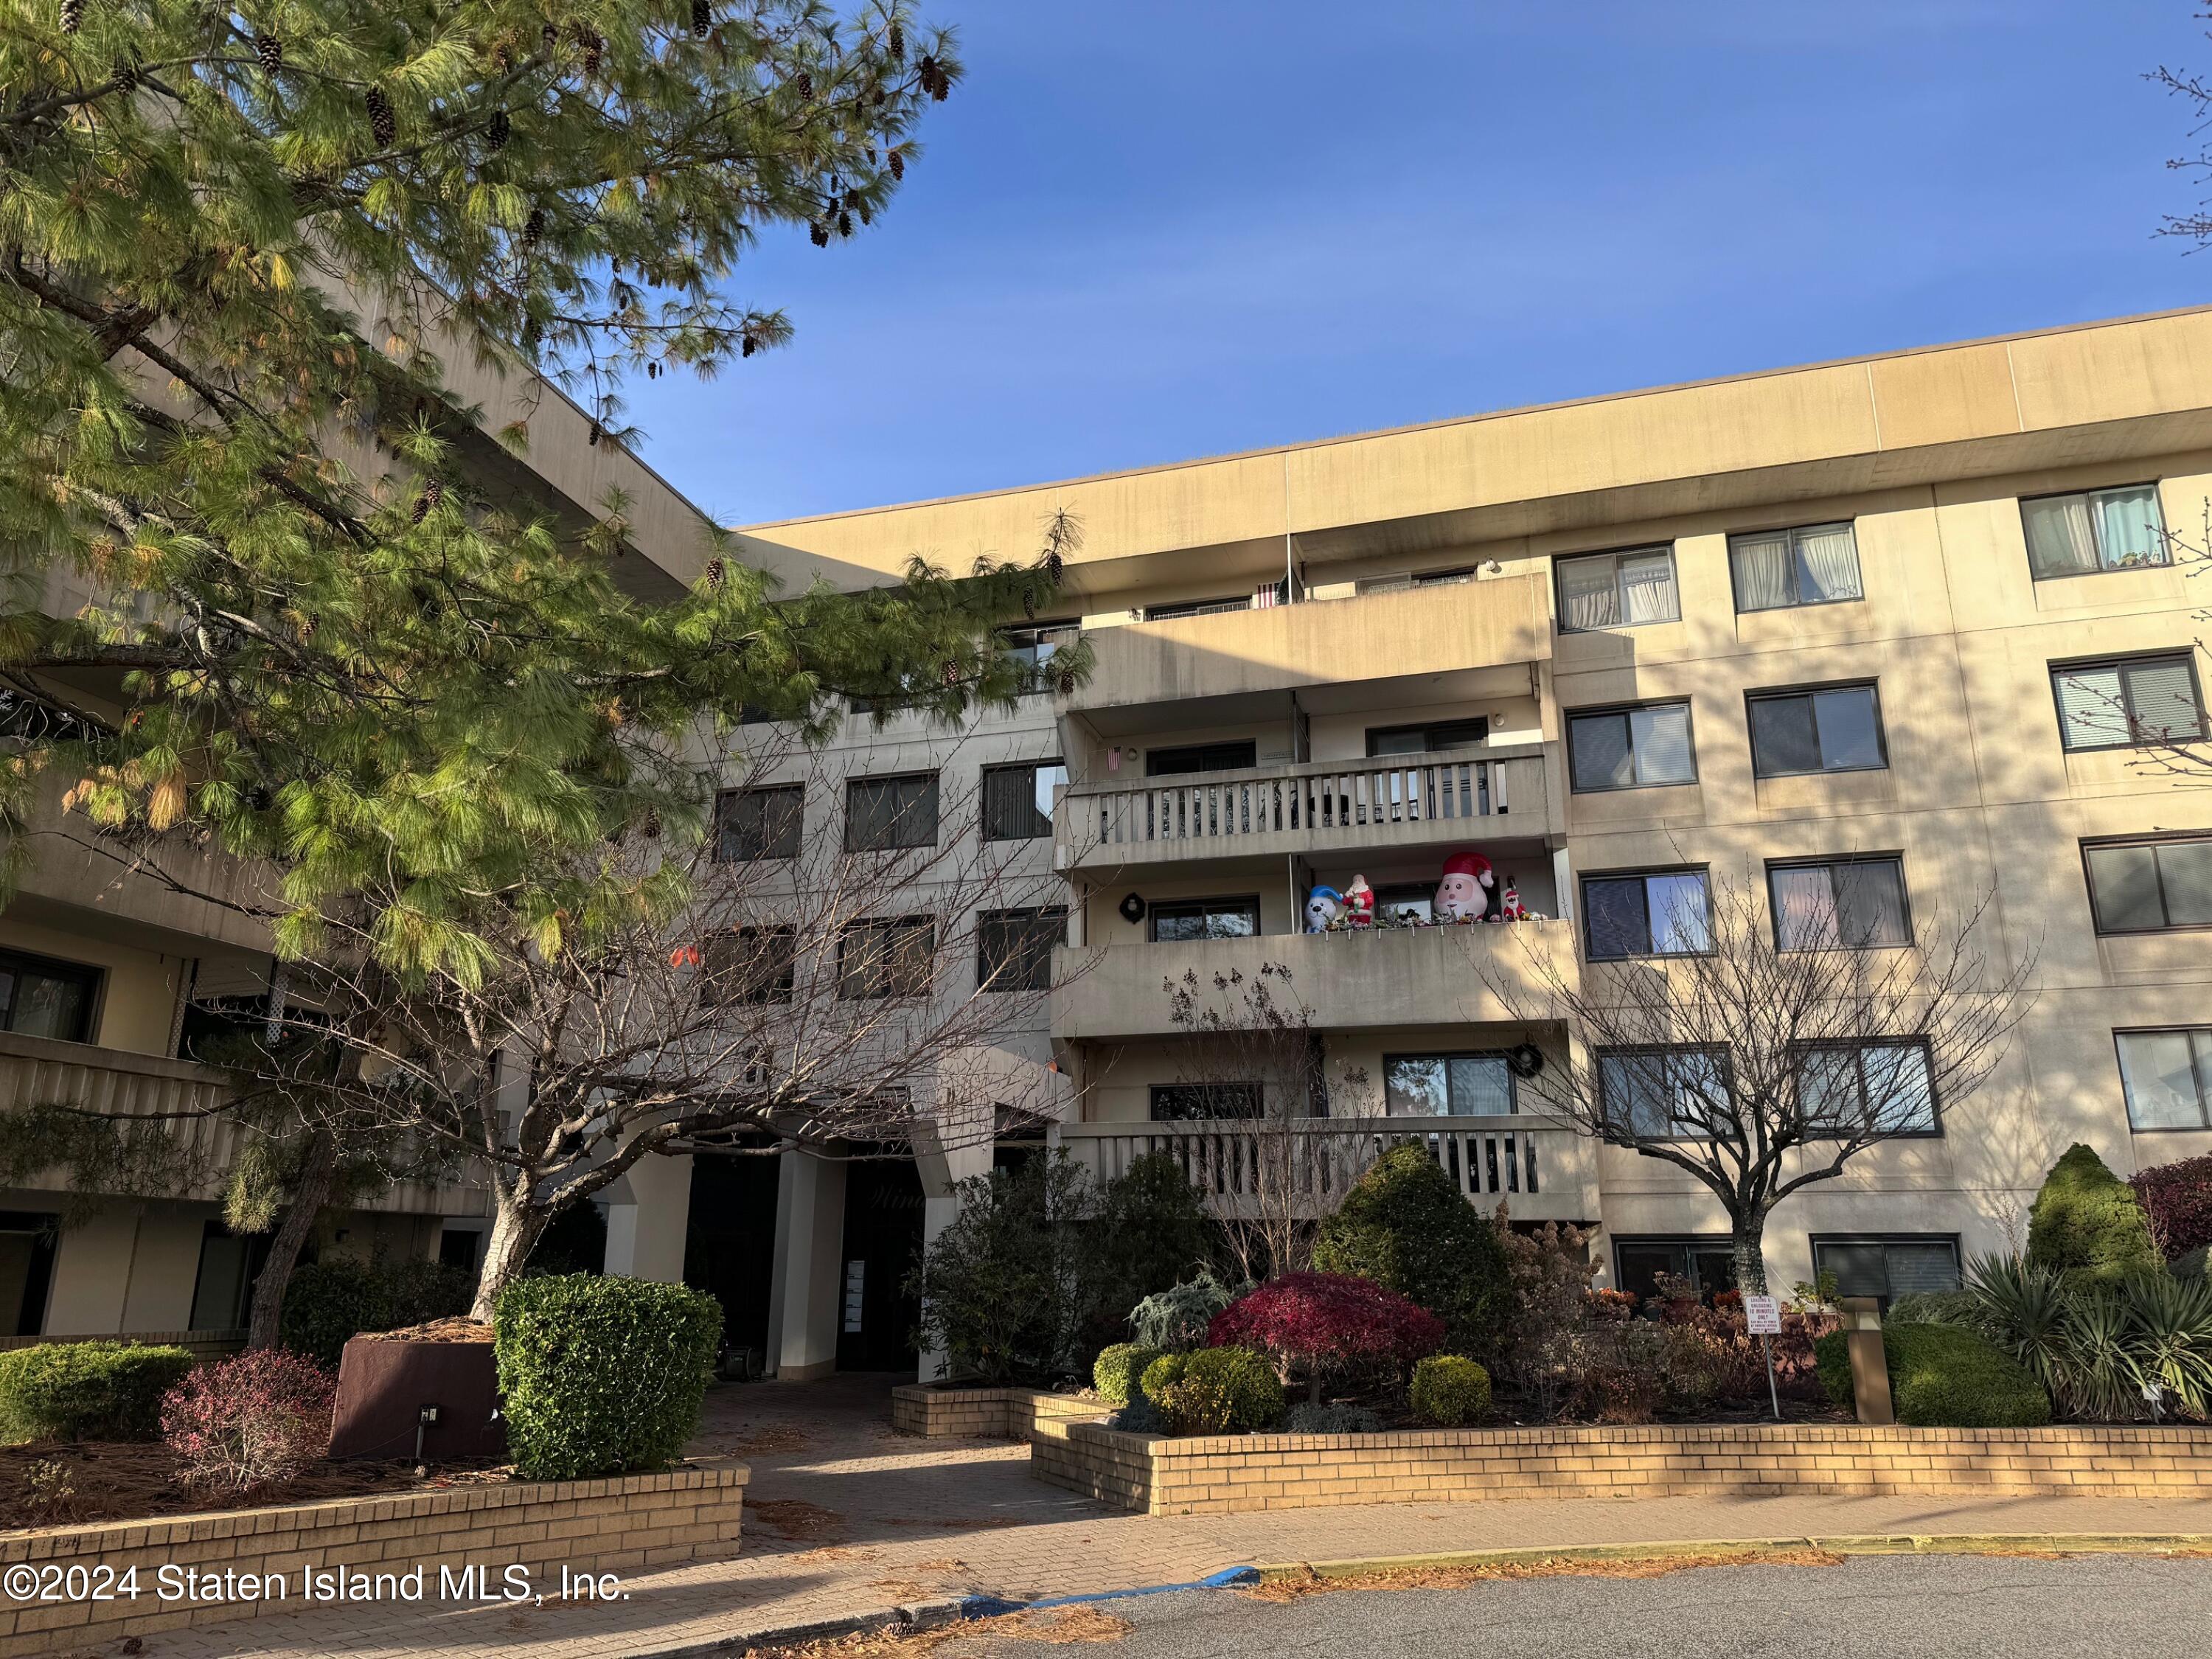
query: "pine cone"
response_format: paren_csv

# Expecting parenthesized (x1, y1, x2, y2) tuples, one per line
(888, 20, 903, 60)
(365, 86, 396, 147)
(740, 330, 757, 358)
(254, 33, 282, 73)
(691, 0, 710, 38)
(888, 147, 905, 181)
(523, 206, 546, 246)
(1057, 669, 1077, 698)
(541, 21, 558, 52)
(587, 420, 602, 446)
(835, 209, 852, 238)
(59, 0, 81, 33)
(1021, 590, 1036, 620)
(703, 557, 726, 588)
(485, 109, 509, 149)
(808, 220, 828, 247)
(1045, 548, 1065, 582)
(942, 659, 961, 689)
(917, 53, 949, 100)
(411, 479, 443, 522)
(582, 32, 602, 77)
(111, 55, 136, 92)
(793, 68, 813, 98)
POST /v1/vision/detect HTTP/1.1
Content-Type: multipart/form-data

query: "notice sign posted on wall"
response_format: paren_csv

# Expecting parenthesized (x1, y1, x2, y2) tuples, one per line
(1742, 1293, 1782, 1335)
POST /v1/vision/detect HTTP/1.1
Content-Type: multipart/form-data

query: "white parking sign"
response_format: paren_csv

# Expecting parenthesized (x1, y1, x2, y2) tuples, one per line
(1743, 1293, 1782, 1335)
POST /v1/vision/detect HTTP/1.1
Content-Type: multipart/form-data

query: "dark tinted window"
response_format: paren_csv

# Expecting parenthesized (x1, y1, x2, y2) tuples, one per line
(1366, 719, 1489, 757)
(1149, 1083, 1263, 1120)
(1146, 741, 1257, 777)
(845, 773, 939, 851)
(981, 761, 1067, 841)
(1811, 1237, 1961, 1308)
(977, 908, 1066, 992)
(0, 950, 100, 1043)
(1582, 872, 1711, 959)
(714, 785, 803, 862)
(1747, 685, 1885, 776)
(1767, 858, 1911, 950)
(837, 917, 935, 998)
(1150, 896, 1261, 942)
(702, 926, 798, 1006)
(1566, 703, 1695, 790)
(2084, 836, 2212, 932)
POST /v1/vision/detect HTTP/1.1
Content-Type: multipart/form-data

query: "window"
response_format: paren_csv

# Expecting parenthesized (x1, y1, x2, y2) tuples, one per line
(1147, 596, 1248, 622)
(702, 926, 798, 1006)
(1728, 523, 1863, 612)
(2022, 484, 2168, 578)
(713, 785, 803, 862)
(981, 760, 1067, 842)
(1582, 870, 1711, 959)
(1150, 1082, 1263, 1121)
(1146, 740, 1256, 777)
(1811, 1236, 1961, 1309)
(845, 773, 939, 851)
(0, 1211, 58, 1337)
(1767, 858, 1911, 950)
(1385, 1054, 1516, 1116)
(2116, 1028, 2212, 1130)
(1597, 1048, 1730, 1140)
(1797, 1041, 1939, 1135)
(2083, 835, 2212, 933)
(1614, 1238, 1736, 1302)
(2051, 653, 2206, 752)
(1366, 718, 1489, 757)
(0, 950, 100, 1043)
(1566, 701, 1697, 791)
(1360, 567, 1474, 594)
(836, 917, 935, 999)
(1747, 684, 1886, 777)
(1372, 882, 1435, 924)
(998, 621, 1079, 692)
(977, 907, 1066, 992)
(1150, 895, 1262, 942)
(188, 1221, 271, 1330)
(1556, 546, 1680, 632)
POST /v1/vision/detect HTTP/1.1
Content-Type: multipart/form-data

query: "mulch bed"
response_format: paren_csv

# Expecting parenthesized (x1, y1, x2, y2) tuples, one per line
(1, 1439, 510, 1532)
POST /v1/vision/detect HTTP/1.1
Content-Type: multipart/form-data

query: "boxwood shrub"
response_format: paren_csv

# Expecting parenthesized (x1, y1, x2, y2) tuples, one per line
(494, 1274, 722, 1480)
(0, 1341, 194, 1442)
(1093, 1342, 1164, 1408)
(1409, 1354, 1493, 1427)
(1815, 1321, 2049, 1427)
(1139, 1346, 1283, 1436)
(280, 1256, 476, 1367)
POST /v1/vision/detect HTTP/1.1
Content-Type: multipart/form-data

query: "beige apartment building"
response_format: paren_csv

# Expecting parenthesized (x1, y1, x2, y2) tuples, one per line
(8, 306, 2211, 1376)
(734, 304, 2212, 1316)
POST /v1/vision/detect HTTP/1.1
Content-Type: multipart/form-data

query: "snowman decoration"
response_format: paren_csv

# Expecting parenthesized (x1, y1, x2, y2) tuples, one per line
(1434, 850, 1496, 923)
(1304, 886, 1346, 933)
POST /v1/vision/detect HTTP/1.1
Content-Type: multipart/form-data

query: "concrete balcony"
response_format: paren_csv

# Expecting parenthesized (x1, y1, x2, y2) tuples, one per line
(0, 1032, 481, 1217)
(1051, 1111, 1596, 1224)
(1054, 742, 1555, 875)
(1051, 919, 1576, 1040)
(1061, 572, 1551, 733)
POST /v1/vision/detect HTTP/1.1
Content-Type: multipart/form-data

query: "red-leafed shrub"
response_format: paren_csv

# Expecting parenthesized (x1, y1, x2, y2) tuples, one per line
(1651, 1295, 1837, 1403)
(1209, 1271, 1444, 1402)
(161, 1350, 336, 1497)
(2131, 1153, 2212, 1262)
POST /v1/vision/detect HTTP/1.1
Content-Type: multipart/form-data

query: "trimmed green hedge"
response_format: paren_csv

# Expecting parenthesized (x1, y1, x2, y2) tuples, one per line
(0, 1342, 195, 1443)
(1139, 1346, 1283, 1436)
(280, 1256, 476, 1367)
(1312, 1144, 1512, 1357)
(1409, 1354, 1492, 1427)
(1093, 1342, 1164, 1408)
(494, 1275, 722, 1480)
(2027, 1144, 2162, 1286)
(1815, 1322, 2050, 1427)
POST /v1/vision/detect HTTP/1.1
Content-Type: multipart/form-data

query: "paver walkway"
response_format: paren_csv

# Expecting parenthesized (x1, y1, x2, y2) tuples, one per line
(139, 1374, 2212, 1658)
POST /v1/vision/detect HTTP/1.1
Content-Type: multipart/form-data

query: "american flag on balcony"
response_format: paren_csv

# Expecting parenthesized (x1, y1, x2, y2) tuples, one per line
(1253, 579, 1287, 608)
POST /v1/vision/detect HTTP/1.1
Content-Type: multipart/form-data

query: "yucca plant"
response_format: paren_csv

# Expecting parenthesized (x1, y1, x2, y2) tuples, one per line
(2057, 1291, 2143, 1422)
(1961, 1253, 2070, 1399)
(2116, 1270, 2212, 1419)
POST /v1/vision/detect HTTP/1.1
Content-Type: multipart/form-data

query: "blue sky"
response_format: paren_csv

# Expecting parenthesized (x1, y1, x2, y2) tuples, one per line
(625, 1, 2212, 527)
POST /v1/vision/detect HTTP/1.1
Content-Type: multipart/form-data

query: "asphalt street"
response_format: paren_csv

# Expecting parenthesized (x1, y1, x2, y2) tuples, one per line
(984, 1553, 2212, 1658)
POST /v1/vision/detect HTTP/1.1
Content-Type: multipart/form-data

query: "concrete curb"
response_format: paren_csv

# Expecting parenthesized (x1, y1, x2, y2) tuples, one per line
(1253, 1531, 2212, 1581)
(624, 1596, 968, 1658)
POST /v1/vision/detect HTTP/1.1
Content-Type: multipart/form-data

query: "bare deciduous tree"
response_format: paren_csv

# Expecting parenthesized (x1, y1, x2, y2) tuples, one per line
(1481, 867, 2038, 1293)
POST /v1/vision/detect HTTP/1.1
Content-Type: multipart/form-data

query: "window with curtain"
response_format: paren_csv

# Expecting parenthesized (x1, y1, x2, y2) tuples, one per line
(844, 773, 940, 850)
(976, 907, 1066, 992)
(981, 760, 1067, 841)
(1811, 1237, 1961, 1308)
(1582, 870, 1712, 959)
(1384, 1054, 1517, 1116)
(1597, 1048, 1730, 1140)
(1567, 701, 1697, 790)
(1767, 858, 1911, 950)
(836, 917, 935, 999)
(2115, 1028, 2212, 1130)
(1613, 1238, 1737, 1301)
(2082, 835, 2212, 932)
(1728, 522, 1864, 611)
(1555, 546, 1680, 631)
(2021, 484, 2168, 577)
(1747, 684, 1886, 777)
(0, 950, 100, 1043)
(713, 785, 804, 862)
(701, 926, 798, 1006)
(2050, 655, 2206, 752)
(1796, 1041, 1938, 1135)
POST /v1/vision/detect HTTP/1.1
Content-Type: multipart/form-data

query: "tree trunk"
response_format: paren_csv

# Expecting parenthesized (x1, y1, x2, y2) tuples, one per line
(245, 1128, 338, 1350)
(469, 1186, 548, 1323)
(1731, 1225, 1771, 1297)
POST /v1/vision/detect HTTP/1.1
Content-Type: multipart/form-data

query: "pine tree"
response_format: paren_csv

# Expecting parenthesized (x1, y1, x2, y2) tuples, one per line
(0, 1, 1063, 1332)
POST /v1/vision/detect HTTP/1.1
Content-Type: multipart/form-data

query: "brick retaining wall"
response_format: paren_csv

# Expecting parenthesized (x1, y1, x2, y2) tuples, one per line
(0, 1458, 747, 1657)
(891, 1384, 1114, 1440)
(1031, 1419, 2212, 1516)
